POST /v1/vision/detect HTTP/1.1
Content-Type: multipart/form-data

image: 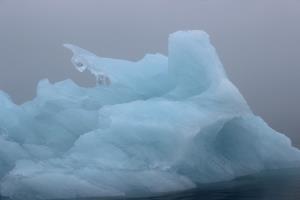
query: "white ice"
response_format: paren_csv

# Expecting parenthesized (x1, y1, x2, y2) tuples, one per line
(0, 31, 299, 200)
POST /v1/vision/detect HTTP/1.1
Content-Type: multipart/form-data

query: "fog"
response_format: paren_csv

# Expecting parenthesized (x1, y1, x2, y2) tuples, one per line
(0, 0, 299, 146)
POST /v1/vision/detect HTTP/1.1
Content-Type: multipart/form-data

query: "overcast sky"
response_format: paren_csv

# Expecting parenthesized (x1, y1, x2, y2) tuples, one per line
(0, 0, 299, 146)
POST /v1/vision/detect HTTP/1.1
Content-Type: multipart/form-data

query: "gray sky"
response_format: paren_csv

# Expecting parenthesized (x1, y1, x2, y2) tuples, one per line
(0, 0, 299, 146)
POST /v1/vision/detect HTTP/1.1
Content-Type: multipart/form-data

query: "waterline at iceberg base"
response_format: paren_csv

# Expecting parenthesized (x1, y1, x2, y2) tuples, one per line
(0, 31, 299, 200)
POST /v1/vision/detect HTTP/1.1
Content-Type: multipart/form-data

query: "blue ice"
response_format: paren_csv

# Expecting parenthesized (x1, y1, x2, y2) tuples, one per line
(0, 31, 299, 200)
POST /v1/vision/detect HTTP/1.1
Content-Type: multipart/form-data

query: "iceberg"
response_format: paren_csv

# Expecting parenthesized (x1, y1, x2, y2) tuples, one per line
(0, 30, 299, 200)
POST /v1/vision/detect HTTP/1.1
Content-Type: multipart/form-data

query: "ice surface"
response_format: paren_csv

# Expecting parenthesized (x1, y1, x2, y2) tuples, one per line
(0, 31, 300, 200)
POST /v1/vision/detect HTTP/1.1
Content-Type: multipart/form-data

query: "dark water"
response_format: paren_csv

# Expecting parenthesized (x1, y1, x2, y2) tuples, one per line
(1, 168, 300, 200)
(96, 168, 300, 200)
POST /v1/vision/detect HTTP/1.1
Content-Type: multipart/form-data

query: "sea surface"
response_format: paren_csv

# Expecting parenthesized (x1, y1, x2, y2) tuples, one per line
(97, 167, 300, 200)
(1, 168, 300, 200)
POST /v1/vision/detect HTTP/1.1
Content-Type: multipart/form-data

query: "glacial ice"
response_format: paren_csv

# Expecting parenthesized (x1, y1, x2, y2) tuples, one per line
(0, 30, 300, 200)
